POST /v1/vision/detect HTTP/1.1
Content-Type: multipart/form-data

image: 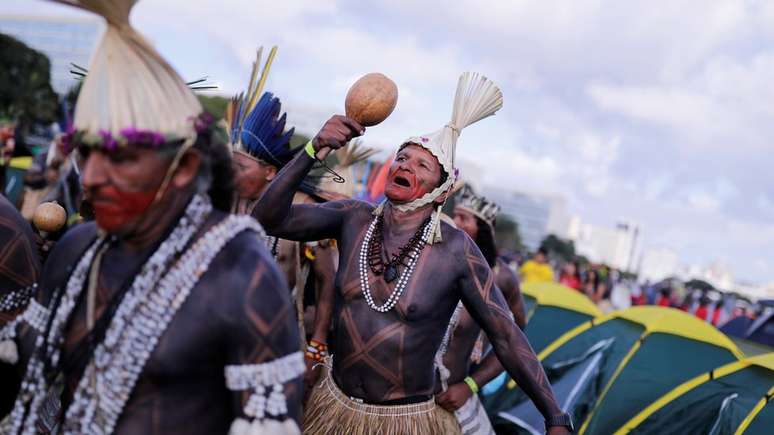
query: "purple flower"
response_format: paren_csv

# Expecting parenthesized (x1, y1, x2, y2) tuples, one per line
(99, 130, 118, 150)
(120, 127, 166, 147)
(193, 112, 214, 133)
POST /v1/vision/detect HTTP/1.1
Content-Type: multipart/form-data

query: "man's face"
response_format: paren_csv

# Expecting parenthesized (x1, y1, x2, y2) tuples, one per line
(535, 252, 547, 263)
(80, 146, 174, 235)
(233, 152, 276, 200)
(385, 144, 443, 204)
(453, 208, 478, 239)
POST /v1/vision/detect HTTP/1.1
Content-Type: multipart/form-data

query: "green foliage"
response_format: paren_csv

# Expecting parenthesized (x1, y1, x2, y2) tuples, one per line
(494, 213, 523, 252)
(540, 233, 576, 262)
(620, 270, 639, 281)
(197, 94, 230, 119)
(289, 133, 311, 149)
(0, 33, 58, 130)
(575, 254, 591, 267)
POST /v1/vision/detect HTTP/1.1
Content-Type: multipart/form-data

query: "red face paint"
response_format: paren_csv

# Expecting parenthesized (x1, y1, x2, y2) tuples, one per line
(384, 144, 443, 204)
(91, 185, 158, 233)
(385, 165, 425, 203)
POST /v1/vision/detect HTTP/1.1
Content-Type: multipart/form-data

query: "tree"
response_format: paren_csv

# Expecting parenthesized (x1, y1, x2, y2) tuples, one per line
(540, 234, 576, 263)
(494, 213, 523, 253)
(289, 133, 311, 149)
(0, 33, 58, 132)
(197, 95, 230, 119)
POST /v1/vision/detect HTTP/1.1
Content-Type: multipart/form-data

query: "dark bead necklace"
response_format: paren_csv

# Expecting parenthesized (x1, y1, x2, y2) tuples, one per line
(367, 214, 430, 283)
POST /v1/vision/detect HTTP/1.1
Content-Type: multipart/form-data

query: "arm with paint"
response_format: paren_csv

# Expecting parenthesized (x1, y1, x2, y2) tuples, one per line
(222, 234, 304, 433)
(254, 116, 364, 241)
(456, 236, 565, 426)
(440, 262, 528, 410)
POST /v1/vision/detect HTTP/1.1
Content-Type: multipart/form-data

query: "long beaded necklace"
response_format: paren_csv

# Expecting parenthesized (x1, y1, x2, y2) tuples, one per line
(64, 215, 265, 434)
(366, 215, 430, 283)
(358, 213, 433, 313)
(4, 194, 213, 435)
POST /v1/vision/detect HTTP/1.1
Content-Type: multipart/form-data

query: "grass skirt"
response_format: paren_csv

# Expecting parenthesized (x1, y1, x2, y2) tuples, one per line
(303, 367, 460, 434)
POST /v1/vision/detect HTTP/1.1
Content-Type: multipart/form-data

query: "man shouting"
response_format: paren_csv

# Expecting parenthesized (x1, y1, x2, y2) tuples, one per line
(257, 72, 572, 434)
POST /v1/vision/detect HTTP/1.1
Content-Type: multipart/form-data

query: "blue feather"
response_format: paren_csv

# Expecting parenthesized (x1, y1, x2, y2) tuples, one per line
(240, 92, 296, 167)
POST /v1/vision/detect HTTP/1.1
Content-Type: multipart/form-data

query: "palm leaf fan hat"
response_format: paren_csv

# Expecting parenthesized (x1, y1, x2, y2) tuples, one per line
(56, 0, 207, 154)
(384, 72, 503, 243)
(226, 46, 296, 169)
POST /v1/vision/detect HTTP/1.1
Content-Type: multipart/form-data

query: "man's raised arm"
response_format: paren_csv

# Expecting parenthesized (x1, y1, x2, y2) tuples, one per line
(456, 236, 570, 433)
(255, 115, 364, 241)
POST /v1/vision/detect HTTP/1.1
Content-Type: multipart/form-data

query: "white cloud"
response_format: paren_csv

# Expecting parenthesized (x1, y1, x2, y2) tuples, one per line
(5, 0, 774, 283)
(587, 84, 718, 130)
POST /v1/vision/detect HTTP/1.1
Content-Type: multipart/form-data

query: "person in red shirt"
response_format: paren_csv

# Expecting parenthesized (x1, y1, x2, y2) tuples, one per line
(656, 287, 672, 307)
(694, 296, 710, 321)
(559, 261, 581, 291)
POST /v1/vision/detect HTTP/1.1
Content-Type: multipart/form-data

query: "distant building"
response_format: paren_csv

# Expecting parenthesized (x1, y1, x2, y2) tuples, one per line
(487, 187, 569, 251)
(571, 219, 640, 272)
(0, 14, 102, 94)
(679, 261, 735, 291)
(639, 247, 679, 282)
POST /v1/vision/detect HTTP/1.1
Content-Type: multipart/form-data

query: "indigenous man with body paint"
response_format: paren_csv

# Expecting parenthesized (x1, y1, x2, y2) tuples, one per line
(2, 2, 303, 434)
(226, 54, 337, 379)
(0, 194, 41, 416)
(256, 72, 573, 434)
(434, 185, 526, 434)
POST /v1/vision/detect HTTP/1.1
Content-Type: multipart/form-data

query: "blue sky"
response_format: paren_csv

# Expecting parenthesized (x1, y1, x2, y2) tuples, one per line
(5, 0, 774, 284)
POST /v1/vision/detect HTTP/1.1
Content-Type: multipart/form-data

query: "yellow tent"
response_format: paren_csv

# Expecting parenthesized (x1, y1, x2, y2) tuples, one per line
(489, 306, 743, 435)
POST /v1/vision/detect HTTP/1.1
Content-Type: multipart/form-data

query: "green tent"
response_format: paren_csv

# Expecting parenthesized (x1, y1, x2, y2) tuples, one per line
(488, 306, 743, 435)
(616, 353, 774, 434)
(521, 282, 602, 354)
(480, 282, 601, 418)
(2, 156, 32, 205)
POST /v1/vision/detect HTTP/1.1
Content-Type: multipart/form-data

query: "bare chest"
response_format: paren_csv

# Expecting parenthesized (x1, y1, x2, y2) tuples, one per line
(336, 245, 460, 322)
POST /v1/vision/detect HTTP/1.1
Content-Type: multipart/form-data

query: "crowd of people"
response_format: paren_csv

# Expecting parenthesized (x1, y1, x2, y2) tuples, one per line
(0, 1, 580, 434)
(509, 245, 764, 334)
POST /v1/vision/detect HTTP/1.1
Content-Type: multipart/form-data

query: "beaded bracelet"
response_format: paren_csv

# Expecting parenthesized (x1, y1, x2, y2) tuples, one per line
(310, 339, 327, 351)
(464, 376, 479, 394)
(304, 140, 316, 159)
(305, 339, 329, 363)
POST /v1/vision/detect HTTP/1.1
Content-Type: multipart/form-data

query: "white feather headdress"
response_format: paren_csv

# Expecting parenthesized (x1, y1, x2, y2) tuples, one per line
(54, 0, 202, 148)
(390, 72, 503, 242)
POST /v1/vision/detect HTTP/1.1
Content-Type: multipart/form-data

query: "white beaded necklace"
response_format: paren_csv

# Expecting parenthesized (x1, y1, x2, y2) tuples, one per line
(64, 214, 265, 434)
(5, 194, 211, 435)
(358, 213, 433, 313)
(4, 195, 271, 435)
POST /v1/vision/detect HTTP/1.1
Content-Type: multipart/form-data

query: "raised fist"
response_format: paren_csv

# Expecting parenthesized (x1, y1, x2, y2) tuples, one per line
(311, 115, 364, 159)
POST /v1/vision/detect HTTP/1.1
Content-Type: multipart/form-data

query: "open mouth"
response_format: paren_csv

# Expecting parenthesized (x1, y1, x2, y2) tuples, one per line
(394, 175, 411, 188)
